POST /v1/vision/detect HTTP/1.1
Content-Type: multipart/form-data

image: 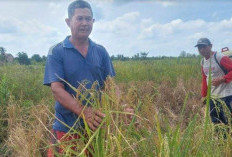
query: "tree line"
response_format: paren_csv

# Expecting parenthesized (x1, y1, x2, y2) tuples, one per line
(0, 47, 46, 65)
(111, 51, 200, 61)
(0, 47, 200, 65)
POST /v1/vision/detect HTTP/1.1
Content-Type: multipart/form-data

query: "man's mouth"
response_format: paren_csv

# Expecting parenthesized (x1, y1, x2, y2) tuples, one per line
(79, 29, 89, 32)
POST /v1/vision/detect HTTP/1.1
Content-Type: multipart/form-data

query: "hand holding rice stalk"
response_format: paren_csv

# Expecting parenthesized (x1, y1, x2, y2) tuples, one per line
(58, 76, 141, 156)
(80, 106, 105, 131)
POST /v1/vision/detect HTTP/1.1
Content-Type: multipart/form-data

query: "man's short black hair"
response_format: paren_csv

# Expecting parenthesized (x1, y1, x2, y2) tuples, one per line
(68, 0, 93, 19)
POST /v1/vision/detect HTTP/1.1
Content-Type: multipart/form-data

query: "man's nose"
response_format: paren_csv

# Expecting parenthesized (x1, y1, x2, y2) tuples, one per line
(81, 19, 90, 25)
(82, 20, 88, 25)
(198, 47, 204, 51)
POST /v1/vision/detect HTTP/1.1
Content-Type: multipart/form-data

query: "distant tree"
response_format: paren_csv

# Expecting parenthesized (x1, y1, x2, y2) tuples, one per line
(186, 53, 192, 57)
(111, 55, 116, 61)
(0, 47, 6, 62)
(117, 54, 124, 60)
(179, 51, 187, 57)
(42, 55, 47, 62)
(17, 52, 31, 65)
(0, 47, 6, 54)
(132, 53, 140, 60)
(31, 54, 42, 62)
(140, 51, 149, 59)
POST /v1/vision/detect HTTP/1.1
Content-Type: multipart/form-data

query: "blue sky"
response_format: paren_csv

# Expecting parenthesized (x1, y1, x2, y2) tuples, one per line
(0, 0, 232, 57)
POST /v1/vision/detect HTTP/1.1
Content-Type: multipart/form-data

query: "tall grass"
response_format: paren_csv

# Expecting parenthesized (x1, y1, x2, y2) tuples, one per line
(0, 58, 231, 156)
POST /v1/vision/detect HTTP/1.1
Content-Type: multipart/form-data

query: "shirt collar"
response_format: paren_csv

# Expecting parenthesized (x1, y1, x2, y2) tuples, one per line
(62, 36, 95, 48)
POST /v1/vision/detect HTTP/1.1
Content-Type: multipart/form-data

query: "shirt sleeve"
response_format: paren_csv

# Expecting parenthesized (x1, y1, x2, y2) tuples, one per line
(220, 56, 232, 83)
(103, 49, 116, 79)
(43, 46, 64, 86)
(201, 66, 207, 97)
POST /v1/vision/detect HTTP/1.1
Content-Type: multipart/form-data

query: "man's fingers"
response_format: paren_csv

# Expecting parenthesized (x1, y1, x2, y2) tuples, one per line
(125, 108, 134, 118)
(94, 110, 105, 118)
(127, 115, 133, 120)
(88, 122, 97, 131)
(94, 116, 103, 124)
(124, 107, 135, 122)
(125, 107, 134, 113)
(82, 107, 105, 131)
(92, 120, 100, 128)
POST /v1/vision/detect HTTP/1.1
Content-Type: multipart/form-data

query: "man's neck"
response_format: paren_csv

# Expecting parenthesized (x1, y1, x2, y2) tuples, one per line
(69, 36, 89, 57)
(69, 36, 89, 47)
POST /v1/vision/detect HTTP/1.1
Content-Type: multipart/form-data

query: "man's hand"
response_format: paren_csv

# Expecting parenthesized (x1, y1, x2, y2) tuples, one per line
(81, 107, 105, 131)
(122, 104, 135, 125)
(212, 77, 225, 86)
(124, 106, 134, 122)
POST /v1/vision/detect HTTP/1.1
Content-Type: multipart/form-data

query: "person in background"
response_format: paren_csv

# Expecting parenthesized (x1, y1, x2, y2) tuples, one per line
(195, 37, 232, 125)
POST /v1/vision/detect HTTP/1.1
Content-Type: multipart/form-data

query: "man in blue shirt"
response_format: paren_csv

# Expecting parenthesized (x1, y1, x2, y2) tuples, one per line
(44, 0, 115, 155)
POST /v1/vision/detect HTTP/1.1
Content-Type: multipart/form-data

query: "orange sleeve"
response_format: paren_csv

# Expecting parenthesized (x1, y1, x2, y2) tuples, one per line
(201, 66, 207, 97)
(220, 56, 232, 83)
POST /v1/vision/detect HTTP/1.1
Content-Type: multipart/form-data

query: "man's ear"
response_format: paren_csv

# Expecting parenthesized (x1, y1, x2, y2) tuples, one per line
(65, 18, 70, 27)
(93, 18, 95, 23)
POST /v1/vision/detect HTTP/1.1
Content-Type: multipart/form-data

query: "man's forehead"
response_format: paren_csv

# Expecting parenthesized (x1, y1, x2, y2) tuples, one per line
(73, 8, 92, 16)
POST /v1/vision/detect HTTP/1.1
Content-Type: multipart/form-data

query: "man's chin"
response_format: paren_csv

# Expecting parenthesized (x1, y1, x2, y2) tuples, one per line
(78, 33, 90, 38)
(75, 35, 89, 40)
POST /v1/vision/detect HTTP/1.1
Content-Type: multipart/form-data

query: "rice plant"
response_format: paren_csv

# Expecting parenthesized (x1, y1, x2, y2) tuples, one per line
(0, 58, 231, 157)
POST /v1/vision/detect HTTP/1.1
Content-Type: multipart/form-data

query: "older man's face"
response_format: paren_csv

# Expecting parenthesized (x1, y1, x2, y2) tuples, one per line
(67, 8, 94, 40)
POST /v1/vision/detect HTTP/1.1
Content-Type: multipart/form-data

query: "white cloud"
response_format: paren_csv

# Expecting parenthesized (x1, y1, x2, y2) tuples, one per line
(0, 17, 61, 37)
(139, 19, 183, 39)
(1, 1, 232, 57)
(0, 16, 64, 56)
(92, 14, 232, 56)
(160, 1, 176, 7)
(208, 18, 232, 32)
(141, 18, 153, 27)
(91, 0, 114, 3)
(0, 34, 18, 43)
(94, 12, 140, 36)
(48, 2, 63, 15)
(138, 17, 230, 44)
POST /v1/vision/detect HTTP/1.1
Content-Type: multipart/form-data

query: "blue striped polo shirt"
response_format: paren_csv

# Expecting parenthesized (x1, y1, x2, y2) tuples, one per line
(43, 36, 115, 132)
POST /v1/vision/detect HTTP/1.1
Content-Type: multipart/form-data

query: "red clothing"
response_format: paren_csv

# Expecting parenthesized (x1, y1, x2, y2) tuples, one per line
(221, 57, 232, 83)
(47, 130, 92, 157)
(201, 54, 232, 97)
(201, 66, 207, 97)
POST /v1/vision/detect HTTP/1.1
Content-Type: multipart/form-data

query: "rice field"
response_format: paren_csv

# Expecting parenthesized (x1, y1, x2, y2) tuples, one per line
(0, 58, 232, 157)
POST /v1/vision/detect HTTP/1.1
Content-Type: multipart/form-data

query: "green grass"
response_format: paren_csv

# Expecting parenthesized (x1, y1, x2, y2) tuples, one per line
(0, 58, 231, 157)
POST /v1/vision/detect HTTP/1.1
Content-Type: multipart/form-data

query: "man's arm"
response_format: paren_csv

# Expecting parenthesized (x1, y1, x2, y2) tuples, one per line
(51, 82, 83, 115)
(221, 56, 232, 83)
(51, 82, 105, 131)
(212, 56, 232, 86)
(201, 66, 207, 98)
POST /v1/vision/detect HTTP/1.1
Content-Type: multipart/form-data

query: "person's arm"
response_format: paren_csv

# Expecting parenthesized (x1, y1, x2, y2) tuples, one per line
(51, 82, 105, 131)
(221, 56, 232, 83)
(51, 82, 83, 115)
(201, 66, 207, 98)
(212, 56, 232, 86)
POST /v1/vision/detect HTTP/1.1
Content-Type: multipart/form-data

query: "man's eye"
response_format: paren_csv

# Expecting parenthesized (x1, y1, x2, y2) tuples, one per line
(86, 17, 92, 21)
(77, 17, 83, 21)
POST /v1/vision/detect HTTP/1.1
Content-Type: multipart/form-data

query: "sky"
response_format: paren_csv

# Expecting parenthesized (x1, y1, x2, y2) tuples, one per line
(0, 0, 232, 57)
